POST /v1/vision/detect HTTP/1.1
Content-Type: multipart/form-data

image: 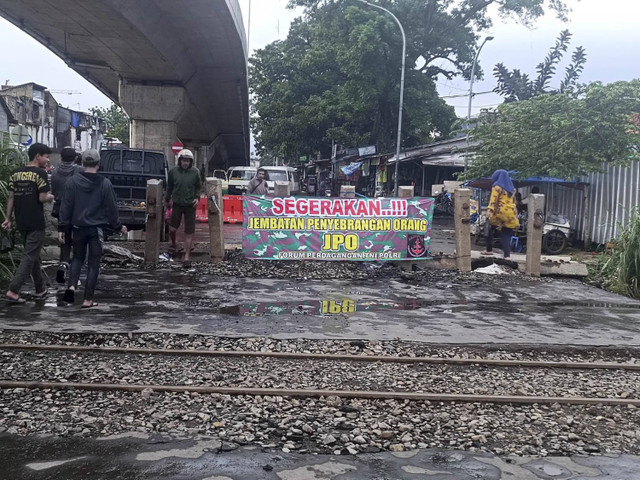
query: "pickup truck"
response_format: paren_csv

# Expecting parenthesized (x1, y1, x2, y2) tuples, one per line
(98, 147, 168, 230)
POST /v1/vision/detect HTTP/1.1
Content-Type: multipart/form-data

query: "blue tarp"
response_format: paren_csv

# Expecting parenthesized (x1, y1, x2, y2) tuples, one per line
(341, 161, 363, 177)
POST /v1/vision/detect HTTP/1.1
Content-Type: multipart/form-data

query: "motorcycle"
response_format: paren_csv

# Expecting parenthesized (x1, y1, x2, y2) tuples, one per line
(434, 191, 454, 216)
(473, 211, 573, 255)
(542, 214, 572, 255)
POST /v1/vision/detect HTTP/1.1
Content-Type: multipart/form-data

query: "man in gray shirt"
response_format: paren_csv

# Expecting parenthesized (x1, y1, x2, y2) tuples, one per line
(246, 168, 268, 195)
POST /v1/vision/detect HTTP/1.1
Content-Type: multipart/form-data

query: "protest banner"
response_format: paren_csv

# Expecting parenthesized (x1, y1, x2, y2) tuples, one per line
(243, 196, 434, 261)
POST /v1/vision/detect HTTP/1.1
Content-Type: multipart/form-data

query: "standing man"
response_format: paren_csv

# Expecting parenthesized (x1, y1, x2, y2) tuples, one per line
(58, 149, 126, 308)
(2, 143, 54, 304)
(51, 146, 83, 283)
(165, 149, 201, 267)
(246, 168, 268, 195)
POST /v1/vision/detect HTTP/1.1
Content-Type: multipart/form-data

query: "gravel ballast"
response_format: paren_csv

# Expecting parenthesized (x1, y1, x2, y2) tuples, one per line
(2, 331, 640, 457)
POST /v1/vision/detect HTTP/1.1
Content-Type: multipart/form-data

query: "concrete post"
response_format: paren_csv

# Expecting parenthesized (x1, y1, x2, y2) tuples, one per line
(397, 185, 416, 270)
(398, 186, 414, 198)
(144, 179, 164, 264)
(206, 178, 225, 263)
(274, 182, 290, 197)
(340, 185, 355, 198)
(526, 194, 545, 277)
(119, 81, 186, 164)
(454, 188, 472, 272)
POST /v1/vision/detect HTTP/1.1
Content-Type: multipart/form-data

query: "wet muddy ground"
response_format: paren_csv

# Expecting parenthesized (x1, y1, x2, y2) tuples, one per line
(1, 261, 639, 346)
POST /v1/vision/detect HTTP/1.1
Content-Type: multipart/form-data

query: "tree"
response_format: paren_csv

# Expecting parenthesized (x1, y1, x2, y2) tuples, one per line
(89, 104, 130, 145)
(252, 0, 575, 161)
(461, 80, 640, 180)
(493, 30, 587, 102)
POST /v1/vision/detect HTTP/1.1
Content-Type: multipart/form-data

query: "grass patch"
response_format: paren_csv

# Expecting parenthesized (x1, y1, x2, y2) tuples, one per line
(589, 209, 640, 299)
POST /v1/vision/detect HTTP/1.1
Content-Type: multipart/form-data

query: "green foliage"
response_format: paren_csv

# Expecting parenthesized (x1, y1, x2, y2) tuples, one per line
(253, 0, 574, 161)
(251, 3, 456, 160)
(494, 30, 586, 102)
(90, 104, 130, 145)
(461, 80, 640, 180)
(0, 139, 24, 279)
(596, 210, 640, 299)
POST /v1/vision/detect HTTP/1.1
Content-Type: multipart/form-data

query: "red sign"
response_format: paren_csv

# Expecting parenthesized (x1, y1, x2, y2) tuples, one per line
(171, 141, 184, 154)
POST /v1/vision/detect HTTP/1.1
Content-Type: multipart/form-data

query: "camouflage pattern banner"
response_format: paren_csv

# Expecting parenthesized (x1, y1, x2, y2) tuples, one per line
(243, 196, 434, 261)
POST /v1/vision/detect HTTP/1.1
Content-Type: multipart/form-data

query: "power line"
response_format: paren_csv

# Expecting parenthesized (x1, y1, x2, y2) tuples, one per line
(441, 90, 494, 99)
(450, 103, 501, 108)
(436, 81, 468, 92)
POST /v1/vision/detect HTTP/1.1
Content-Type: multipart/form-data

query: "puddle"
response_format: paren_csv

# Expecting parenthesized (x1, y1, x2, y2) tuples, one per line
(217, 298, 450, 317)
(214, 298, 640, 317)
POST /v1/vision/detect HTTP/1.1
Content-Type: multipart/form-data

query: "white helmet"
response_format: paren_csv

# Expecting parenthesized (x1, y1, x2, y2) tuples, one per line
(177, 148, 194, 159)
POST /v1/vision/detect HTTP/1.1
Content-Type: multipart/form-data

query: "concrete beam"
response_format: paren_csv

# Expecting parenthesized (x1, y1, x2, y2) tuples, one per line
(398, 186, 414, 198)
(119, 81, 187, 162)
(144, 180, 164, 264)
(274, 182, 290, 197)
(339, 185, 355, 198)
(526, 194, 545, 277)
(206, 178, 224, 263)
(454, 189, 472, 272)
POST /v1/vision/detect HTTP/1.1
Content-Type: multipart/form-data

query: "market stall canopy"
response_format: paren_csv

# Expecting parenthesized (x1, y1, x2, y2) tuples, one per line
(387, 137, 477, 165)
(465, 174, 589, 190)
(421, 153, 465, 167)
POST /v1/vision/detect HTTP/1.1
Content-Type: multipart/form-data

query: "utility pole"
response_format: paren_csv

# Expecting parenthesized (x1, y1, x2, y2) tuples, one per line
(465, 35, 494, 171)
(355, 0, 405, 197)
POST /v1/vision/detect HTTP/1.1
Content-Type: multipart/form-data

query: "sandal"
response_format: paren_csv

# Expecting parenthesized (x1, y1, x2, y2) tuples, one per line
(480, 251, 494, 256)
(34, 289, 49, 299)
(6, 296, 26, 304)
(81, 301, 99, 309)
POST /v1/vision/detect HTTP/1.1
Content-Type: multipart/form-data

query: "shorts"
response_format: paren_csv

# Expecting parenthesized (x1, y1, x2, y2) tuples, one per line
(169, 204, 196, 234)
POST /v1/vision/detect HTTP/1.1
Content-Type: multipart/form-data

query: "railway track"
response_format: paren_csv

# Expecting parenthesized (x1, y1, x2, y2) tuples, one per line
(1, 343, 639, 407)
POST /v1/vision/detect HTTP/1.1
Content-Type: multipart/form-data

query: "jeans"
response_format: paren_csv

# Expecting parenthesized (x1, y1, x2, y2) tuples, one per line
(485, 225, 514, 258)
(69, 226, 104, 302)
(9, 229, 46, 294)
(500, 228, 514, 258)
(59, 224, 73, 264)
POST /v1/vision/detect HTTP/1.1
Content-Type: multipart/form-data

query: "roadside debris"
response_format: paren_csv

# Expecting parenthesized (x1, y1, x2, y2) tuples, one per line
(475, 264, 519, 275)
(103, 245, 143, 266)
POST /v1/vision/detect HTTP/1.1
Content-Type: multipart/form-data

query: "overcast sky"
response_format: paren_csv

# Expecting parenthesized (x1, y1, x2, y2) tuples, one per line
(1, 0, 638, 118)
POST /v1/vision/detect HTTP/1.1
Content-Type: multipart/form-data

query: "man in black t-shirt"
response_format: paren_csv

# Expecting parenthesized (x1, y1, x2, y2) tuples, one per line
(2, 143, 55, 304)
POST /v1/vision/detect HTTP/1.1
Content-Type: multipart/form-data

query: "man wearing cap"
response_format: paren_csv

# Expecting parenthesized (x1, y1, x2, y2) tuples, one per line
(58, 149, 127, 308)
(51, 147, 83, 283)
(165, 149, 201, 267)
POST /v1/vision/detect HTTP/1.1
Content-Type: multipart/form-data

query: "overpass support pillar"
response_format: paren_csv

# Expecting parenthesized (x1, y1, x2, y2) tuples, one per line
(119, 82, 186, 164)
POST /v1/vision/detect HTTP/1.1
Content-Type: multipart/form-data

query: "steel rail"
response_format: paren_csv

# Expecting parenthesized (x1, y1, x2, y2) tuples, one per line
(1, 343, 639, 371)
(0, 380, 638, 407)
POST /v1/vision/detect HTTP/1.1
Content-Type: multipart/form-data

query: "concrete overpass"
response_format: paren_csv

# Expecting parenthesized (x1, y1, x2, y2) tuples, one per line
(0, 0, 249, 168)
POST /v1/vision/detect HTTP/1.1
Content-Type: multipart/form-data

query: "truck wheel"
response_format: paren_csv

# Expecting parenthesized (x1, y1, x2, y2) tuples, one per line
(543, 229, 567, 255)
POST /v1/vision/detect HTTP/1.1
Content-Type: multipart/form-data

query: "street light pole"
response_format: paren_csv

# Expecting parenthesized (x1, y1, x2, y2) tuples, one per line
(355, 0, 406, 197)
(465, 35, 494, 171)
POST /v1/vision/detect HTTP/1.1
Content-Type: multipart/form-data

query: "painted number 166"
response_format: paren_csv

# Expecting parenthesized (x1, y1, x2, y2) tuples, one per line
(321, 233, 359, 251)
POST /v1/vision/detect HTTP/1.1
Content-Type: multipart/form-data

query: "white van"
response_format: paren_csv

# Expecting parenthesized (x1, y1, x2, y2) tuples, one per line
(227, 166, 257, 195)
(212, 169, 228, 194)
(263, 166, 300, 195)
